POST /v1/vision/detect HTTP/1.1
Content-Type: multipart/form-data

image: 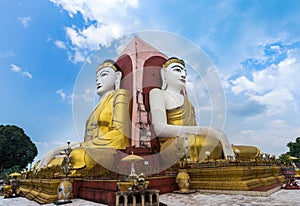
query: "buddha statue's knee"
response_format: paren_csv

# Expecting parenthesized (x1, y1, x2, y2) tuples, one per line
(47, 157, 64, 171)
(208, 143, 223, 160)
(70, 147, 97, 170)
(197, 141, 223, 161)
(195, 135, 223, 160)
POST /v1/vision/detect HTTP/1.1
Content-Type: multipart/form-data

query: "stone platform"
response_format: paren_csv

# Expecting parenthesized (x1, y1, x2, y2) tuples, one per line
(188, 164, 285, 191)
(19, 178, 63, 204)
(19, 175, 177, 205)
(19, 164, 285, 205)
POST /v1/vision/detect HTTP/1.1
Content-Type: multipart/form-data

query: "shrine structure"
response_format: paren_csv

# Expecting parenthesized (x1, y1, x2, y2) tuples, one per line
(18, 36, 285, 206)
(117, 36, 166, 152)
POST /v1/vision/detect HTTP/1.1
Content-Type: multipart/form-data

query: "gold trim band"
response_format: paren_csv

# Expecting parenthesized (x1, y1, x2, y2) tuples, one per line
(97, 61, 118, 73)
(163, 57, 185, 68)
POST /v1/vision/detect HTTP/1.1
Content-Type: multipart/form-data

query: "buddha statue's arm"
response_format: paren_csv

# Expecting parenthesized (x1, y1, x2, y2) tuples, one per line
(150, 88, 236, 159)
(111, 89, 131, 138)
(92, 89, 131, 149)
(36, 142, 80, 171)
(149, 88, 222, 138)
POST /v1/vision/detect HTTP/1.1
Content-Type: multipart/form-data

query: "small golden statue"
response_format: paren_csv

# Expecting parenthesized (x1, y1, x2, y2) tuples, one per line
(54, 141, 73, 205)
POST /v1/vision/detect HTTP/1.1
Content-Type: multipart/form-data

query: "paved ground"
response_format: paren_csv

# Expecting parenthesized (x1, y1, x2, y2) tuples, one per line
(1, 189, 300, 206)
(160, 189, 300, 206)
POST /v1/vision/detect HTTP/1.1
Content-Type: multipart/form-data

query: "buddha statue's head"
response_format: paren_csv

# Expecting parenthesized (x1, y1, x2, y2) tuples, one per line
(96, 59, 122, 96)
(161, 57, 187, 90)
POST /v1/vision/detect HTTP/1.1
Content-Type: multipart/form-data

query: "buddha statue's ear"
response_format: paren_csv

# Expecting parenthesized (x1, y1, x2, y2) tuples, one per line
(160, 68, 167, 90)
(115, 71, 122, 90)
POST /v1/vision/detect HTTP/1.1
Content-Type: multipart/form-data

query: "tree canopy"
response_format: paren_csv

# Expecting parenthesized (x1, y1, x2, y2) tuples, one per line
(0, 125, 38, 172)
(287, 137, 300, 158)
(279, 137, 300, 164)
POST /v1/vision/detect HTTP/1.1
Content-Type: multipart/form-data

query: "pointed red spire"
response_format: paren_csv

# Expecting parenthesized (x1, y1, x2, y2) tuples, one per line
(116, 36, 167, 148)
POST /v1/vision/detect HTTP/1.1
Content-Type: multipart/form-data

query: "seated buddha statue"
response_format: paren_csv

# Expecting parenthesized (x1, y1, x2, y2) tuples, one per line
(70, 60, 131, 172)
(36, 59, 131, 176)
(149, 57, 260, 163)
(69, 59, 131, 172)
(81, 59, 131, 149)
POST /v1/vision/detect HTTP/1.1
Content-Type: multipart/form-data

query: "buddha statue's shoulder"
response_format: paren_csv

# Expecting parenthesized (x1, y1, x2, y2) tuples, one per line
(149, 88, 167, 104)
(113, 89, 131, 103)
(115, 88, 131, 95)
(149, 88, 164, 96)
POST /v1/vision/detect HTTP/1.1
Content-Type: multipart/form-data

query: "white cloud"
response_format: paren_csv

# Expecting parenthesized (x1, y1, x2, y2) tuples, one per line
(18, 16, 31, 27)
(82, 87, 95, 102)
(56, 89, 66, 100)
(73, 86, 95, 103)
(269, 119, 288, 129)
(50, 0, 140, 63)
(55, 40, 66, 49)
(34, 141, 49, 147)
(226, 46, 300, 155)
(231, 126, 300, 156)
(249, 88, 294, 114)
(22, 71, 32, 78)
(56, 89, 74, 104)
(52, 140, 68, 146)
(10, 64, 21, 72)
(10, 64, 32, 78)
(230, 48, 300, 115)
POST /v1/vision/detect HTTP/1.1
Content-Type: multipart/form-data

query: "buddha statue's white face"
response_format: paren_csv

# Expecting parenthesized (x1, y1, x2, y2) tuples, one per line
(164, 62, 187, 90)
(96, 66, 117, 96)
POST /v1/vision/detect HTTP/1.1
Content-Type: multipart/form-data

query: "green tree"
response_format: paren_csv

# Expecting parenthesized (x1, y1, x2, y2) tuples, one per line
(287, 137, 300, 158)
(0, 125, 38, 172)
(279, 153, 292, 164)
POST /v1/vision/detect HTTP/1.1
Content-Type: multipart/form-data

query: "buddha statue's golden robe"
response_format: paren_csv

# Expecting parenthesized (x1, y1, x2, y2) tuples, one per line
(83, 88, 131, 148)
(69, 89, 131, 171)
(160, 97, 223, 163)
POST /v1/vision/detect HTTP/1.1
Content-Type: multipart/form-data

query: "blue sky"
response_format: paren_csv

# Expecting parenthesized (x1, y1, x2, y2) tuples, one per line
(1, 0, 300, 164)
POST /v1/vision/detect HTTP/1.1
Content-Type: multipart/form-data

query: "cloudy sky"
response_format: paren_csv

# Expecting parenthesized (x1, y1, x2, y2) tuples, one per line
(1, 0, 300, 163)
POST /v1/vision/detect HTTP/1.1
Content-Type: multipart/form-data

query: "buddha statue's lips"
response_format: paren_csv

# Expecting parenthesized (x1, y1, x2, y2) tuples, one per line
(97, 85, 102, 89)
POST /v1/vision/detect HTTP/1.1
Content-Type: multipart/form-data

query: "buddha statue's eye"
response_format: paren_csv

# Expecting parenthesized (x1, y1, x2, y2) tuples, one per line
(173, 68, 181, 72)
(171, 65, 185, 73)
(100, 72, 109, 77)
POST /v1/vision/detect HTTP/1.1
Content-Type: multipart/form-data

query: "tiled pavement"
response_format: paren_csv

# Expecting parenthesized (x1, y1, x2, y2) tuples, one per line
(160, 189, 300, 206)
(1, 189, 300, 206)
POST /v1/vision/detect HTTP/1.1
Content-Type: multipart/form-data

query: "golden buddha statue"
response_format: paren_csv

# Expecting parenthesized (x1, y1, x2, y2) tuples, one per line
(149, 57, 260, 163)
(83, 61, 131, 147)
(69, 59, 131, 172)
(36, 60, 131, 176)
